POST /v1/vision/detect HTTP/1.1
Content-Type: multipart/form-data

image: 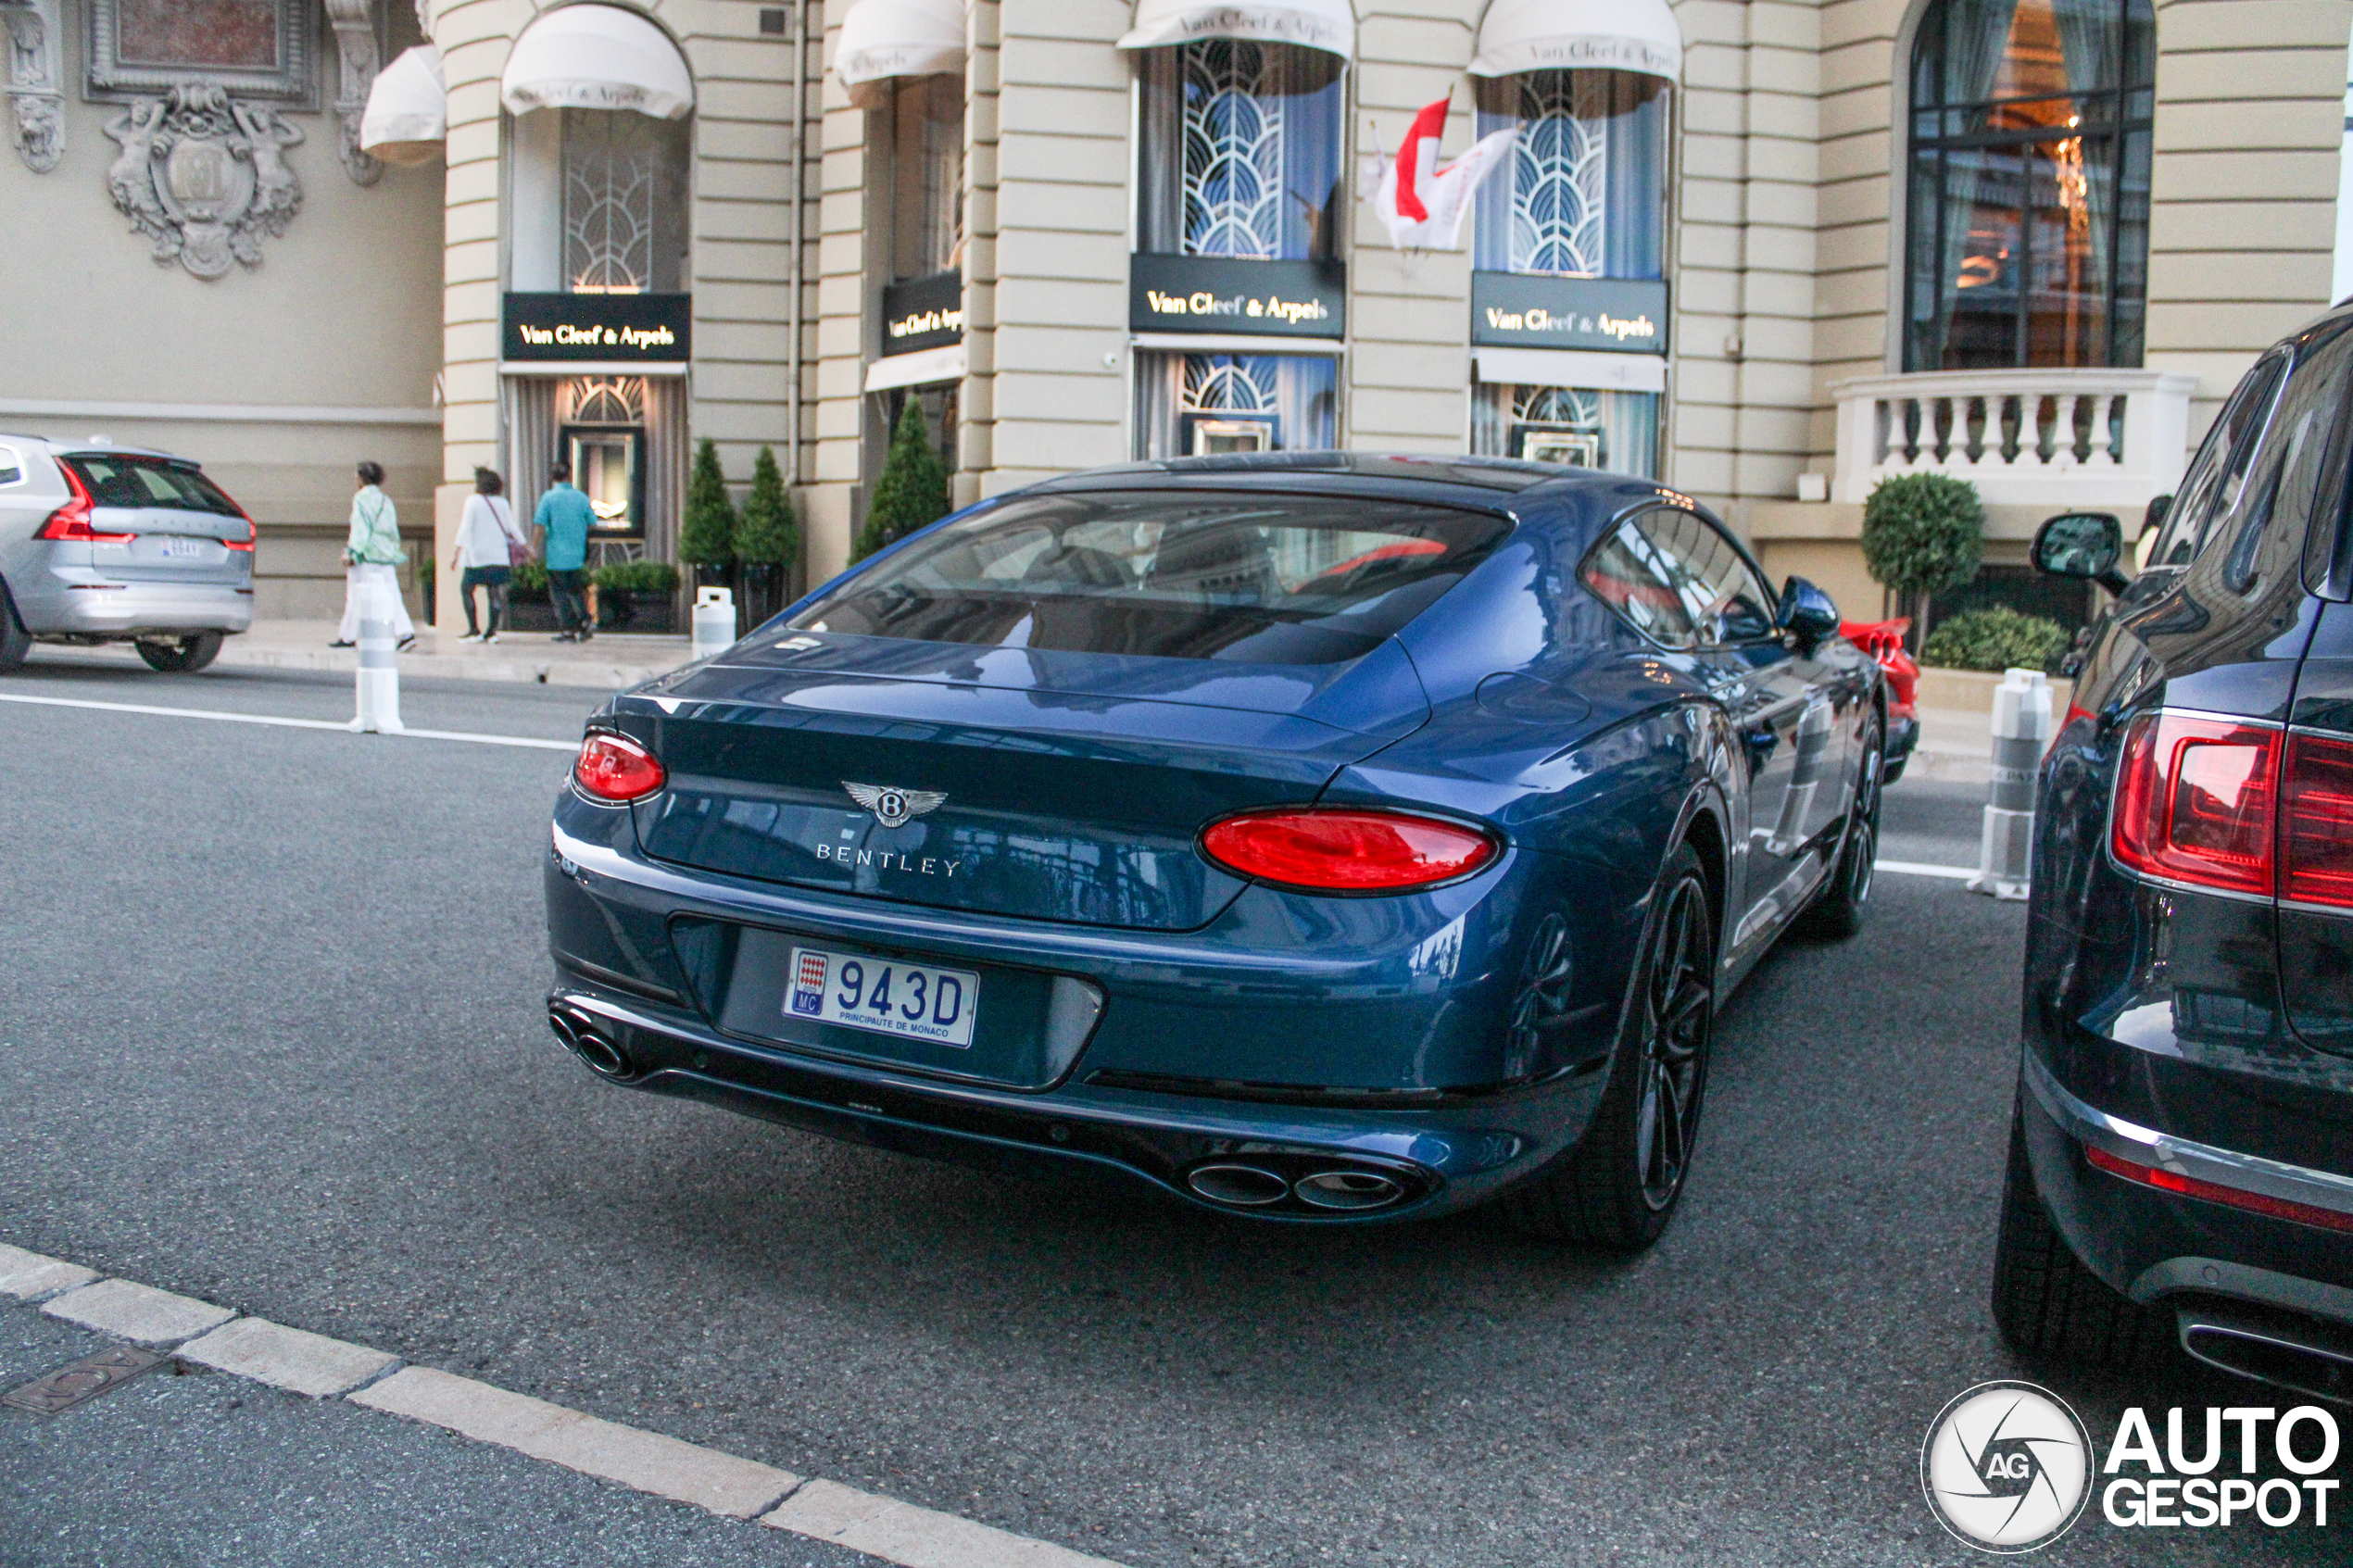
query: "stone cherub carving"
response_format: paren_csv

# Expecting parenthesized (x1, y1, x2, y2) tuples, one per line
(105, 83, 305, 279)
(5, 1, 65, 173)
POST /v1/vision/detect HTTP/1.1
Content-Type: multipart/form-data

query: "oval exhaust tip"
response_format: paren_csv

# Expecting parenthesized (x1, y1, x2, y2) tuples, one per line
(1186, 1164, 1290, 1207)
(1295, 1170, 1405, 1210)
(547, 1010, 580, 1049)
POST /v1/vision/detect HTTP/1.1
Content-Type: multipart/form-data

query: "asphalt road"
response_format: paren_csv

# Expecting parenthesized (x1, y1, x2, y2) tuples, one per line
(0, 653, 2334, 1566)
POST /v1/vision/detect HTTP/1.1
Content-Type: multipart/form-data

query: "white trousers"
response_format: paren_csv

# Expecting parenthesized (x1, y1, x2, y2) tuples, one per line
(337, 563, 415, 643)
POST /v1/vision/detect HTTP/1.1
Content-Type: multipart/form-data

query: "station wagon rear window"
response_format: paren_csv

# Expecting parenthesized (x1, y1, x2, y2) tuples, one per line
(64, 455, 245, 517)
(789, 492, 1513, 665)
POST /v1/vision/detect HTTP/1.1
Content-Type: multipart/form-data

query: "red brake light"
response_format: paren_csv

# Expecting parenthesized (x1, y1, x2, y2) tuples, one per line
(573, 732, 665, 802)
(2111, 710, 2278, 896)
(2085, 1144, 2353, 1236)
(35, 464, 133, 544)
(224, 518, 256, 551)
(1200, 809, 1498, 893)
(2284, 732, 2353, 907)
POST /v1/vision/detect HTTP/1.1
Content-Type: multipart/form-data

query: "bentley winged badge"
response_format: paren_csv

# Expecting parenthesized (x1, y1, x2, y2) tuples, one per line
(843, 782, 949, 829)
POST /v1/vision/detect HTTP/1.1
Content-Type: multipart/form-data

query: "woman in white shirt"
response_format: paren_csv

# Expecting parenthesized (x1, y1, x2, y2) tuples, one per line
(451, 467, 524, 643)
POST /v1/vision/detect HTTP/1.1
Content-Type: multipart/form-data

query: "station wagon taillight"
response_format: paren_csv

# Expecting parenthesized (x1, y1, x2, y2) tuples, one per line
(1200, 809, 1499, 893)
(33, 464, 132, 544)
(573, 732, 665, 802)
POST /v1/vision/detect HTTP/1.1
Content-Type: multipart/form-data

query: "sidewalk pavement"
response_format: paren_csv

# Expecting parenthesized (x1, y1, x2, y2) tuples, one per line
(103, 620, 698, 693)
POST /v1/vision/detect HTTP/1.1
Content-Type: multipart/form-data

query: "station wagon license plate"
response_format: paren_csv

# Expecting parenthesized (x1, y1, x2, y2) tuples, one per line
(786, 946, 978, 1048)
(160, 537, 205, 558)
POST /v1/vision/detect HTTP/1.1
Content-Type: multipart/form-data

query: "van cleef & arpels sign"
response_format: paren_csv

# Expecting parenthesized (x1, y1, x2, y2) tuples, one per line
(503, 292, 692, 363)
(1470, 272, 1669, 356)
(1129, 255, 1345, 340)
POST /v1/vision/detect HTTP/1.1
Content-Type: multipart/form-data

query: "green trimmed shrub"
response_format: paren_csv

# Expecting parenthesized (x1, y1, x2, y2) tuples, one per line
(856, 400, 950, 561)
(593, 559, 681, 595)
(679, 438, 737, 570)
(1861, 473, 1984, 602)
(734, 445, 798, 568)
(1920, 607, 2071, 675)
(510, 560, 548, 595)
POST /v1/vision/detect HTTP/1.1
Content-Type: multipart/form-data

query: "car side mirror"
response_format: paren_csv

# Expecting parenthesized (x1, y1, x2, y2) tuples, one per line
(1777, 575, 1840, 651)
(2032, 511, 2129, 596)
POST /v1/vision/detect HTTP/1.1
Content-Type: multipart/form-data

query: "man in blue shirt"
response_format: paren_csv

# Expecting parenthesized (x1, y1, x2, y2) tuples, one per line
(534, 460, 597, 642)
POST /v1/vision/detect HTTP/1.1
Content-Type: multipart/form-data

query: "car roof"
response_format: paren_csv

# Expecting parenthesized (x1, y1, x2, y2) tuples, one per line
(0, 433, 189, 464)
(1023, 451, 1681, 523)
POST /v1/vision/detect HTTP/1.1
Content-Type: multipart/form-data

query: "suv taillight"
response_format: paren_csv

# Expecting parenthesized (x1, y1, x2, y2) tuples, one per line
(34, 464, 132, 544)
(2112, 710, 2279, 896)
(2284, 733, 2353, 907)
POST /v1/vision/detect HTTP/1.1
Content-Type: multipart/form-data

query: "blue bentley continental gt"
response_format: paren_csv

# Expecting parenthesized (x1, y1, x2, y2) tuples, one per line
(545, 455, 1887, 1248)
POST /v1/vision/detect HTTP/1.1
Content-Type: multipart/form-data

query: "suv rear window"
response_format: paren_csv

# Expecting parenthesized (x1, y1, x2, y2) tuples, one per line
(787, 491, 1513, 665)
(64, 456, 245, 517)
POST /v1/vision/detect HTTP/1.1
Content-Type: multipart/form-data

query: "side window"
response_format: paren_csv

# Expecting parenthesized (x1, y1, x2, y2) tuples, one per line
(2208, 323, 2353, 597)
(2145, 349, 2291, 571)
(0, 446, 20, 487)
(1581, 521, 1698, 648)
(1633, 508, 1778, 644)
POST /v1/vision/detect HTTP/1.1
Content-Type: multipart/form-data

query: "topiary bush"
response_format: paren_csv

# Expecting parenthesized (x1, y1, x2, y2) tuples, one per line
(1861, 473, 1984, 628)
(592, 559, 681, 595)
(734, 445, 797, 570)
(679, 438, 737, 574)
(1920, 606, 2071, 674)
(856, 400, 950, 561)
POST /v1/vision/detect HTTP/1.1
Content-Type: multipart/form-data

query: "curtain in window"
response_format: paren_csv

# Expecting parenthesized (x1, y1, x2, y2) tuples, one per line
(1470, 383, 1658, 476)
(1917, 0, 2018, 370)
(505, 377, 559, 532)
(1134, 353, 1338, 459)
(1136, 42, 1342, 259)
(1472, 70, 1667, 280)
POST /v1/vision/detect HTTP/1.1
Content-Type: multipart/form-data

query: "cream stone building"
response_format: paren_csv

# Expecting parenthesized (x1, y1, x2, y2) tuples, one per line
(2, 0, 2347, 634)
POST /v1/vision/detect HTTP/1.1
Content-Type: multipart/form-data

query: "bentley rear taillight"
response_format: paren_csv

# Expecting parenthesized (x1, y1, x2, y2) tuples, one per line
(2284, 732, 2353, 907)
(2111, 710, 2279, 897)
(574, 732, 665, 802)
(1200, 809, 1499, 893)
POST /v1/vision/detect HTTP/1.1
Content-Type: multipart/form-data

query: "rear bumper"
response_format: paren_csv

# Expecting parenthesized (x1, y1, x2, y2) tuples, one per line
(2020, 1051, 2353, 1330)
(35, 582, 252, 636)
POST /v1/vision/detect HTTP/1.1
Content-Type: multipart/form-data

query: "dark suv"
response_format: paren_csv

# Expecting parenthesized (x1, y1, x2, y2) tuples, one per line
(1995, 305, 2353, 1401)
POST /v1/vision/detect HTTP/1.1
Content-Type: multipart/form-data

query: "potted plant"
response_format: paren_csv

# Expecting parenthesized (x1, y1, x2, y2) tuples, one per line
(734, 444, 798, 631)
(504, 559, 557, 633)
(856, 400, 950, 561)
(681, 437, 736, 593)
(1860, 473, 1984, 649)
(593, 559, 683, 633)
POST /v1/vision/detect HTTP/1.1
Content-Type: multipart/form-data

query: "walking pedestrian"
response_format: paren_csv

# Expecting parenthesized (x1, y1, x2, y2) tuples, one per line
(452, 467, 524, 643)
(535, 459, 595, 643)
(332, 460, 416, 650)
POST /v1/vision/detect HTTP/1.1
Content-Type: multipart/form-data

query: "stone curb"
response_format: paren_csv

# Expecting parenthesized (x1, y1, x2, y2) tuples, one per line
(177, 1315, 400, 1398)
(42, 1278, 238, 1347)
(0, 1243, 101, 1302)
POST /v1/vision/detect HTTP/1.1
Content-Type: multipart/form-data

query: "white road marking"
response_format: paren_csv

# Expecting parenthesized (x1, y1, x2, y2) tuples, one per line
(43, 1278, 237, 1346)
(1876, 859, 1979, 881)
(0, 691, 577, 750)
(766, 1477, 1130, 1568)
(178, 1316, 399, 1398)
(0, 1243, 99, 1301)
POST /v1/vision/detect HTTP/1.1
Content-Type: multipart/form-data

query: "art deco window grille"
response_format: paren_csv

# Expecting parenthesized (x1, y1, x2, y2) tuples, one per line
(1508, 73, 1608, 278)
(564, 111, 660, 293)
(1181, 355, 1279, 417)
(563, 377, 646, 424)
(1181, 40, 1283, 259)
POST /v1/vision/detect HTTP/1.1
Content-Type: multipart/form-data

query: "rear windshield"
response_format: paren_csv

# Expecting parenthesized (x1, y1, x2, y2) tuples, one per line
(788, 491, 1513, 665)
(65, 456, 245, 518)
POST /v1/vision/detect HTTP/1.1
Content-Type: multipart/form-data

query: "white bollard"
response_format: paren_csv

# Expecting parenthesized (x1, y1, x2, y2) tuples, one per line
(348, 571, 405, 734)
(1969, 667, 2051, 900)
(692, 585, 736, 659)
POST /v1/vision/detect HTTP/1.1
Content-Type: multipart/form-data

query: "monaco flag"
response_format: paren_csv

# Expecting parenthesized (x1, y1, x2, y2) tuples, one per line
(1369, 93, 1516, 252)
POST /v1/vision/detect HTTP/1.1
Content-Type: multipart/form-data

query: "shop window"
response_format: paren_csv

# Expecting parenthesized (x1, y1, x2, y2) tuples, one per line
(891, 73, 965, 282)
(561, 108, 689, 294)
(1471, 384, 1657, 475)
(1137, 40, 1342, 261)
(1904, 0, 2156, 370)
(1471, 70, 1667, 281)
(1136, 353, 1336, 461)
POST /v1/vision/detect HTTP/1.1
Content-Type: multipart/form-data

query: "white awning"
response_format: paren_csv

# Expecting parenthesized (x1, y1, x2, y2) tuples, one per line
(1475, 345, 1667, 393)
(864, 342, 966, 392)
(1116, 0, 1354, 60)
(501, 4, 695, 119)
(360, 44, 447, 165)
(835, 0, 967, 93)
(1468, 0, 1680, 82)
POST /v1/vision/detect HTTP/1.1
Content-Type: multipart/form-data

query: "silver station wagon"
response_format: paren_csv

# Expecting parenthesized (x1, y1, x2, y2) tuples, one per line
(0, 435, 256, 673)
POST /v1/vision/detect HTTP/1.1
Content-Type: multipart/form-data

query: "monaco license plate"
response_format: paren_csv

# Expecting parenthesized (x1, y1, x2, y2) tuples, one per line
(786, 946, 978, 1048)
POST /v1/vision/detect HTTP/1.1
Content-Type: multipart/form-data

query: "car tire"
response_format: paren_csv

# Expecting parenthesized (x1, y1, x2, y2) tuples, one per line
(135, 632, 224, 673)
(1502, 842, 1715, 1251)
(1990, 1096, 2170, 1369)
(1799, 710, 1883, 939)
(0, 582, 31, 674)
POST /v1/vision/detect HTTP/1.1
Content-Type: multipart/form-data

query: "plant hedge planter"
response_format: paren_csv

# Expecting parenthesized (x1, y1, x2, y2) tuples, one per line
(598, 592, 677, 634)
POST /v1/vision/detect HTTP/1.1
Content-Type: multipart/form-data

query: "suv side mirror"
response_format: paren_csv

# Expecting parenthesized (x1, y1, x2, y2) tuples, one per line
(2032, 511, 2129, 596)
(1777, 575, 1840, 651)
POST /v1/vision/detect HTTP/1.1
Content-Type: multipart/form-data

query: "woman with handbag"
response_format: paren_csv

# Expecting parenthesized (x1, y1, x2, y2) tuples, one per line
(452, 467, 526, 643)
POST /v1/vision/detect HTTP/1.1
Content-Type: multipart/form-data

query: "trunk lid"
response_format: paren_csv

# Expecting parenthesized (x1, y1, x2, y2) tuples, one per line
(621, 635, 1428, 931)
(65, 454, 253, 586)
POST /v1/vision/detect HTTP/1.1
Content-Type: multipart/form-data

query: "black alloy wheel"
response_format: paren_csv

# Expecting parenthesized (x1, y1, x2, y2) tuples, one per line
(1800, 710, 1883, 938)
(135, 632, 224, 673)
(1501, 912, 1574, 1081)
(1501, 843, 1716, 1250)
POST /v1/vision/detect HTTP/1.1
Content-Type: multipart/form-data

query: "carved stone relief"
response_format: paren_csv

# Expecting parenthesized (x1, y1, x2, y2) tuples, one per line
(324, 0, 381, 185)
(3, 0, 64, 172)
(106, 83, 303, 278)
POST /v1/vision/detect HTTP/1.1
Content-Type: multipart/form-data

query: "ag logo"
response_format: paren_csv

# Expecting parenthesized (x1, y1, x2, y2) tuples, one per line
(1922, 1382, 2094, 1553)
(843, 781, 948, 829)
